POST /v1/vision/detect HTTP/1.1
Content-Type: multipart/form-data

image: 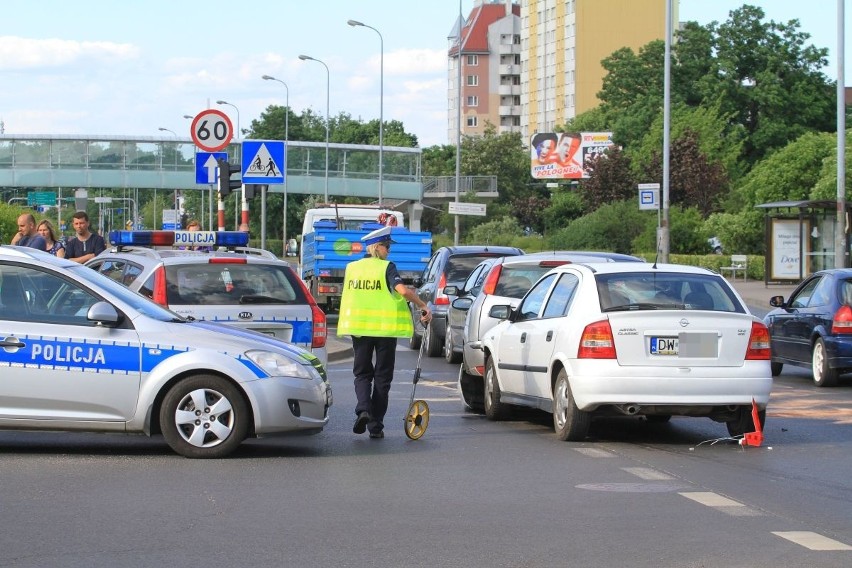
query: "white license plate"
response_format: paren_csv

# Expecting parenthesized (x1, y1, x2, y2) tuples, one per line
(650, 336, 678, 356)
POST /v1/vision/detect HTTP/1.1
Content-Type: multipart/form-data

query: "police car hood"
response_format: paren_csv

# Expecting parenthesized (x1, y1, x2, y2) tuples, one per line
(185, 320, 311, 359)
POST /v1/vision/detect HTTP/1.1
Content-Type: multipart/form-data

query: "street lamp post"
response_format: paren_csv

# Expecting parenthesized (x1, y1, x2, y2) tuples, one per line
(347, 19, 383, 208)
(262, 74, 291, 257)
(158, 127, 178, 171)
(298, 54, 330, 204)
(216, 100, 243, 231)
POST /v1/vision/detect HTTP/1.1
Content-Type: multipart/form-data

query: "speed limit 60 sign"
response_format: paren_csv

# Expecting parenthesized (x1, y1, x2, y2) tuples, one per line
(190, 109, 234, 152)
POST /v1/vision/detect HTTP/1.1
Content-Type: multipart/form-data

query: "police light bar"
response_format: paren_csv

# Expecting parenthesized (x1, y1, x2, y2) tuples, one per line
(108, 230, 250, 248)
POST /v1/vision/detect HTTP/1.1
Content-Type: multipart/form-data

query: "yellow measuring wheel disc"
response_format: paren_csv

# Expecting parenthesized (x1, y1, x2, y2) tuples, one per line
(405, 399, 430, 440)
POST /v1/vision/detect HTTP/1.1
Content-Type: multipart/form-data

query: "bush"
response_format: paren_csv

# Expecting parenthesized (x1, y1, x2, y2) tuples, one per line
(548, 200, 645, 254)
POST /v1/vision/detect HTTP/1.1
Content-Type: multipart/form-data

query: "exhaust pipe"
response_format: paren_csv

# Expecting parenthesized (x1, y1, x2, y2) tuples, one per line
(617, 404, 641, 416)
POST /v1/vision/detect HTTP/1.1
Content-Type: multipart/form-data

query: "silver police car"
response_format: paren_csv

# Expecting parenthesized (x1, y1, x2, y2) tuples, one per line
(0, 245, 332, 458)
(86, 230, 328, 366)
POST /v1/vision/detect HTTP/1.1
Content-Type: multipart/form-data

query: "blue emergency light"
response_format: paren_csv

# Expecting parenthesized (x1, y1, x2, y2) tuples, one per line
(108, 230, 250, 248)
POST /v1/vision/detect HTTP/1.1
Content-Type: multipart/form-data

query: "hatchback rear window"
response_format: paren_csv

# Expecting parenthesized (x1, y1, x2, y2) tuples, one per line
(446, 255, 504, 283)
(596, 272, 744, 313)
(164, 264, 305, 306)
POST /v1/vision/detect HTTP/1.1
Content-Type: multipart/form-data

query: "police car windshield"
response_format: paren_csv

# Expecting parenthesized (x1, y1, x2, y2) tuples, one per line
(69, 265, 184, 322)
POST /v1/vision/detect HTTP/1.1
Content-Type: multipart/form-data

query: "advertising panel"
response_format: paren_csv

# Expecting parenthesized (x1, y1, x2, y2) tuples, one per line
(770, 218, 809, 280)
(530, 132, 614, 180)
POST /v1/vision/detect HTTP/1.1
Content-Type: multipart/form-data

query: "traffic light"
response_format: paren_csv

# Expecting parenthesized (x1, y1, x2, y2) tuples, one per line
(217, 158, 241, 197)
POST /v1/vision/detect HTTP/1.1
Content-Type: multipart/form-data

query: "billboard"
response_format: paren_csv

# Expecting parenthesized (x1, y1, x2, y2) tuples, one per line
(530, 131, 614, 180)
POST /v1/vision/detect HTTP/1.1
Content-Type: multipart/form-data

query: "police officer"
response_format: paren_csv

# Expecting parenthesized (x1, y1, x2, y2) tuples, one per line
(338, 226, 431, 439)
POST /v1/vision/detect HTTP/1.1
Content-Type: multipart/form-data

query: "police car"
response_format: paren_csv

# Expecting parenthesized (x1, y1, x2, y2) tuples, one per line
(86, 230, 327, 366)
(0, 245, 332, 458)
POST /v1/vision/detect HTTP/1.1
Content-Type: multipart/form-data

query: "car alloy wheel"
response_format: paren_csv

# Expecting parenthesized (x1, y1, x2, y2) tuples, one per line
(552, 369, 590, 441)
(812, 338, 839, 387)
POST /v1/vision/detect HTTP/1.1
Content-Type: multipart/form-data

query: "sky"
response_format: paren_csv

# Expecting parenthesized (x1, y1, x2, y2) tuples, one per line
(0, 1, 848, 148)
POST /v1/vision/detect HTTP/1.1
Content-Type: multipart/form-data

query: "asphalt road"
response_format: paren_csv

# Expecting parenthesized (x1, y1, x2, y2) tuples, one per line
(1, 337, 851, 567)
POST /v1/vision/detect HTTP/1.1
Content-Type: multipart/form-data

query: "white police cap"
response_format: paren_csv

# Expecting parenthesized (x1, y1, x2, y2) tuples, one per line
(361, 226, 396, 246)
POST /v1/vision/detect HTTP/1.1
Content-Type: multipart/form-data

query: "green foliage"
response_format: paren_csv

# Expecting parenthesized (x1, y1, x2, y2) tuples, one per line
(542, 190, 585, 235)
(0, 202, 24, 243)
(704, 209, 766, 255)
(460, 123, 530, 206)
(733, 131, 835, 208)
(465, 216, 523, 245)
(547, 200, 645, 254)
(809, 130, 852, 201)
(632, 206, 710, 255)
(580, 146, 636, 211)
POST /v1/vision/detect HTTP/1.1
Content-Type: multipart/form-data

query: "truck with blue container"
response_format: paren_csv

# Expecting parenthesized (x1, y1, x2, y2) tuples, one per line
(300, 206, 433, 313)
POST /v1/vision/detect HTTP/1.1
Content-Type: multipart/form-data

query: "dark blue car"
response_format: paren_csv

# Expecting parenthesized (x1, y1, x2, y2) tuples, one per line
(764, 268, 852, 386)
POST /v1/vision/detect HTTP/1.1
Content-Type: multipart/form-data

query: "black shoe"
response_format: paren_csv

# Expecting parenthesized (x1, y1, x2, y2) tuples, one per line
(369, 431, 384, 439)
(353, 411, 371, 434)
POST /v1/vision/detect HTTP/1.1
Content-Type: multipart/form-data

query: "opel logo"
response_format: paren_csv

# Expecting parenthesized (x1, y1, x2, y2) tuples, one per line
(679, 318, 690, 327)
(238, 311, 253, 320)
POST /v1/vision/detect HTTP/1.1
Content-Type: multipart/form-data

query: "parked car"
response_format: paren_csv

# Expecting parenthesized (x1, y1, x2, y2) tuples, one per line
(708, 236, 723, 254)
(410, 245, 524, 357)
(447, 251, 643, 410)
(0, 245, 331, 458)
(764, 268, 852, 386)
(481, 262, 772, 441)
(86, 230, 328, 366)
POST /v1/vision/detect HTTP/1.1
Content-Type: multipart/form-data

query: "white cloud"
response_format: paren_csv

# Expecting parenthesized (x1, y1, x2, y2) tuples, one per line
(0, 36, 139, 70)
(386, 48, 447, 76)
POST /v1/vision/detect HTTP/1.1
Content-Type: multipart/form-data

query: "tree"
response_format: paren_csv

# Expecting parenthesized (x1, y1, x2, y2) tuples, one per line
(580, 146, 636, 211)
(642, 128, 730, 217)
(460, 123, 531, 207)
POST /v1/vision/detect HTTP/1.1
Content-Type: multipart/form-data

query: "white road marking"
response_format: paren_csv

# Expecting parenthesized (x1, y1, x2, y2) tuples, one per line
(679, 491, 763, 516)
(573, 447, 615, 458)
(622, 467, 674, 480)
(772, 531, 852, 551)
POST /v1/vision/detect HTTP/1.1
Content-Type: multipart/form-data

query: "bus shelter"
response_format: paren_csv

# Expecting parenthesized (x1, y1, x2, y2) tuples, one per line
(756, 200, 852, 285)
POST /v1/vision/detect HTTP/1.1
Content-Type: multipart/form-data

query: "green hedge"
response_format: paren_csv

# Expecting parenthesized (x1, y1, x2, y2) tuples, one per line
(634, 253, 765, 280)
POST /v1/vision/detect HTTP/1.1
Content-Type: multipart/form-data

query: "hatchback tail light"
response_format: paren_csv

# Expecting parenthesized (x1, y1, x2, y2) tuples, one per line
(745, 321, 771, 360)
(294, 275, 327, 349)
(577, 320, 616, 359)
(434, 273, 449, 306)
(151, 266, 168, 307)
(482, 265, 503, 295)
(832, 305, 852, 334)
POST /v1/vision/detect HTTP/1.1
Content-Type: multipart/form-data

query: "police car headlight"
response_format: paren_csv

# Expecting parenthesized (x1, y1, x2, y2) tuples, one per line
(245, 350, 318, 380)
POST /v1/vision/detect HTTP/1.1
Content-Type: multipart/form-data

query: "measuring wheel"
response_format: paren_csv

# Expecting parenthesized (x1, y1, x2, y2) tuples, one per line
(405, 399, 430, 440)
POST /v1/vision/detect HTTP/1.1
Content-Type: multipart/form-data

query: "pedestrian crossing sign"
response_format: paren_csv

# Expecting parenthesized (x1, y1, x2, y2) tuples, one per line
(241, 140, 286, 184)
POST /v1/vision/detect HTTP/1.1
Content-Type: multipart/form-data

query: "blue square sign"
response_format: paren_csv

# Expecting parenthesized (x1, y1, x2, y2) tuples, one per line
(195, 152, 228, 185)
(242, 140, 286, 184)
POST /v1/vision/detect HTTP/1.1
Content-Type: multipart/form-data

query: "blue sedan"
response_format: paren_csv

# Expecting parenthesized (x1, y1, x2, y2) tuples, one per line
(764, 268, 852, 386)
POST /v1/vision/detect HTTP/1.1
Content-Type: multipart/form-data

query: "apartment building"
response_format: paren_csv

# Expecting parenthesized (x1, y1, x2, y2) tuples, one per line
(448, 1, 674, 143)
(448, 0, 522, 142)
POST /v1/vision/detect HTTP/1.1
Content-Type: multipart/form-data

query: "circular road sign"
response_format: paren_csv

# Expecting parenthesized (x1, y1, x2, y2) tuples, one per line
(190, 109, 234, 152)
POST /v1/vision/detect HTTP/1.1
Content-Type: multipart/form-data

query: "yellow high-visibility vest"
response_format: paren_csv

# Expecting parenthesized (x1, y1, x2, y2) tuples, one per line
(337, 257, 413, 337)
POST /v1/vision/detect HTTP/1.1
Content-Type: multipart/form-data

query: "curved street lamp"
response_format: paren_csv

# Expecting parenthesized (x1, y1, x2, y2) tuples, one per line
(262, 74, 291, 255)
(215, 100, 241, 141)
(298, 54, 330, 204)
(347, 19, 384, 207)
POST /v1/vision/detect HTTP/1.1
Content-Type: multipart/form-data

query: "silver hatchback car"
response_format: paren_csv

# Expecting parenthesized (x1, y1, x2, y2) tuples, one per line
(0, 245, 331, 458)
(449, 251, 643, 411)
(87, 230, 328, 366)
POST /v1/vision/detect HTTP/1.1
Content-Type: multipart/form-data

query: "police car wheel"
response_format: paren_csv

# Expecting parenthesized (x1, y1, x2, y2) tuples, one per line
(160, 375, 249, 458)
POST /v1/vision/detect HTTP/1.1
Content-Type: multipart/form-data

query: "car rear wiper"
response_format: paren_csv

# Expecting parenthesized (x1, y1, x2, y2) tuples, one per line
(602, 303, 663, 312)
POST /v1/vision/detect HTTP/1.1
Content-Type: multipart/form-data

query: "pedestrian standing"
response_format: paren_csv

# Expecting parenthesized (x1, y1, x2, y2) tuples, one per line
(337, 226, 431, 439)
(65, 211, 106, 263)
(37, 219, 66, 258)
(10, 213, 47, 251)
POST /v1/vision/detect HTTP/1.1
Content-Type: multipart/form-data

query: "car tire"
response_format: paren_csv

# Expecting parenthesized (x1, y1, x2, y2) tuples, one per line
(483, 356, 511, 421)
(160, 374, 249, 459)
(812, 338, 839, 387)
(458, 366, 484, 412)
(726, 405, 766, 437)
(552, 369, 590, 441)
(425, 321, 442, 358)
(444, 336, 462, 364)
(770, 362, 783, 377)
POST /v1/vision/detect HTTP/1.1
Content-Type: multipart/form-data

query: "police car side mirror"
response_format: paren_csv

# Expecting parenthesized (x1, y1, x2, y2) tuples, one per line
(87, 301, 122, 327)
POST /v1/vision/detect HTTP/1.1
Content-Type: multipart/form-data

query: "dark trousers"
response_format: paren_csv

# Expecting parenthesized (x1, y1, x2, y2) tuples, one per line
(352, 336, 397, 434)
